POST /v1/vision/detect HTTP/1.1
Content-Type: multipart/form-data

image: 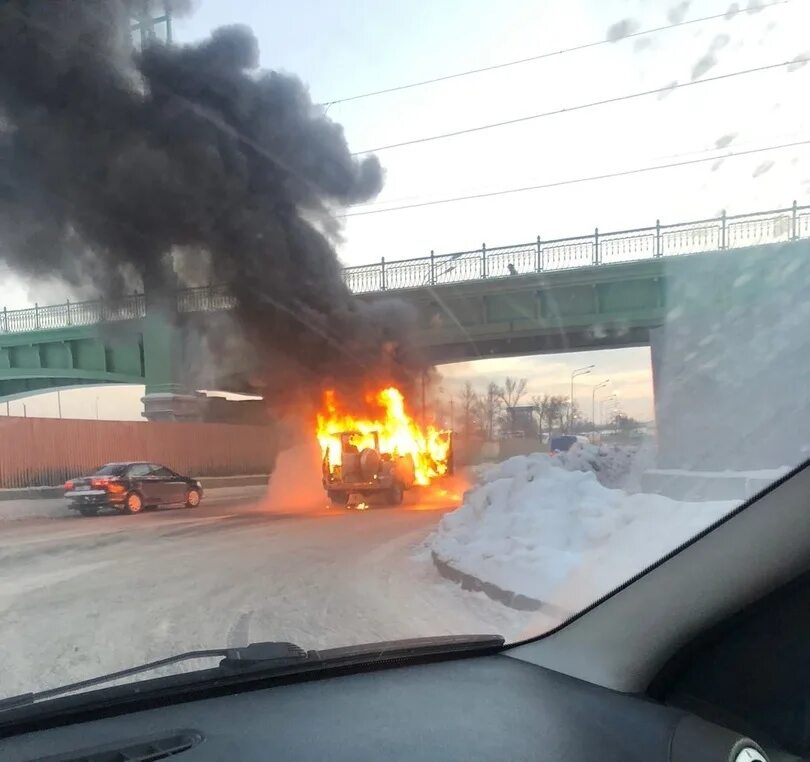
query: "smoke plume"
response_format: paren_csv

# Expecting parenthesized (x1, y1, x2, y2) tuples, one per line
(0, 1, 420, 403)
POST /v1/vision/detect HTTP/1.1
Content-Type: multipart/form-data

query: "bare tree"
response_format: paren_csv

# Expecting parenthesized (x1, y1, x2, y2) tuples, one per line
(498, 377, 528, 435)
(477, 382, 503, 440)
(552, 396, 570, 431)
(457, 381, 480, 437)
(497, 377, 528, 409)
(559, 397, 581, 432)
(532, 394, 569, 434)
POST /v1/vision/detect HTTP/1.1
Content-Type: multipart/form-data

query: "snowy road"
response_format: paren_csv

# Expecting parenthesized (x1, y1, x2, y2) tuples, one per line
(0, 492, 547, 700)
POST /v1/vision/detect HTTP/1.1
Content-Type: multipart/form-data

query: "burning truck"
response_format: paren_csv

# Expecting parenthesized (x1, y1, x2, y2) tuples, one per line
(317, 387, 453, 507)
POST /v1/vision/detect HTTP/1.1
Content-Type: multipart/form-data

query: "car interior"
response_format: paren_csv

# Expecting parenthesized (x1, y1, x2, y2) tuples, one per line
(0, 461, 806, 761)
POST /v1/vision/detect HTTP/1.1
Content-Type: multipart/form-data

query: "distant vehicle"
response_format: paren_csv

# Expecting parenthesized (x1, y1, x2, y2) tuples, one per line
(549, 435, 588, 454)
(505, 430, 527, 439)
(64, 462, 203, 517)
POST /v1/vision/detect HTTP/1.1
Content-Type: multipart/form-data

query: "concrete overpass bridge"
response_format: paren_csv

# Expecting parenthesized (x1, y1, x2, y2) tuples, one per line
(2, 203, 809, 418)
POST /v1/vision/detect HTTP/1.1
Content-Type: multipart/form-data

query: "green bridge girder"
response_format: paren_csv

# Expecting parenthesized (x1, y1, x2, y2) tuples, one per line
(406, 256, 668, 363)
(0, 241, 806, 400)
(0, 323, 145, 399)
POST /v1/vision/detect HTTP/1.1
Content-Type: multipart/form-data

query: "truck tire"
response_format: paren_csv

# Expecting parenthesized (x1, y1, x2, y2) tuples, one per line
(387, 482, 404, 506)
(328, 491, 348, 507)
(359, 448, 381, 481)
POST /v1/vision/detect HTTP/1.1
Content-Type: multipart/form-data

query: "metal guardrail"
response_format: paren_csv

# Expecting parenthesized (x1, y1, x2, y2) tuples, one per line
(2, 202, 809, 335)
(342, 201, 810, 293)
(176, 284, 236, 313)
(1, 293, 146, 335)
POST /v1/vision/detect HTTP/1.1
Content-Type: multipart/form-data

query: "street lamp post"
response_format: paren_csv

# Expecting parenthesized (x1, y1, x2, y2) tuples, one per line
(600, 394, 617, 429)
(591, 380, 610, 438)
(569, 364, 594, 432)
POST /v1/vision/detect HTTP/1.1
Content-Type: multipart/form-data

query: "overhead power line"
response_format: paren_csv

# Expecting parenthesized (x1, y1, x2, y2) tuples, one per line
(323, 0, 791, 107)
(347, 130, 806, 210)
(340, 138, 810, 217)
(352, 55, 810, 155)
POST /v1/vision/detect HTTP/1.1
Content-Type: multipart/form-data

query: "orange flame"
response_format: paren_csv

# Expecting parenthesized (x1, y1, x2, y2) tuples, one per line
(316, 387, 451, 486)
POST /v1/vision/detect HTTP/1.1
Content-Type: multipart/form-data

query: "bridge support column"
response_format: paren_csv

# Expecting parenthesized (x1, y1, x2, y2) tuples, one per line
(140, 304, 201, 422)
(647, 240, 810, 473)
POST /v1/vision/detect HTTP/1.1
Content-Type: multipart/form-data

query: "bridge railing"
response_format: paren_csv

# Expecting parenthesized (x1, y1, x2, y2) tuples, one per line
(1, 294, 146, 335)
(343, 201, 810, 292)
(2, 202, 809, 335)
(177, 284, 237, 313)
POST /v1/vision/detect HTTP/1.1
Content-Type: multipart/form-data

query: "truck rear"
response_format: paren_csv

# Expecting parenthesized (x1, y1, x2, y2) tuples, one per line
(322, 431, 417, 507)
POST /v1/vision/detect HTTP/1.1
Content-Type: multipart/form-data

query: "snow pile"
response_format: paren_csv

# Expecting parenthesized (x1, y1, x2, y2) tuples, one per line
(431, 453, 737, 608)
(555, 442, 637, 488)
(477, 442, 640, 489)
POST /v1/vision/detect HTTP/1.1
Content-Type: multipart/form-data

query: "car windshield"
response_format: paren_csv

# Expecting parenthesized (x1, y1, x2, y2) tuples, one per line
(93, 464, 128, 477)
(1, 0, 809, 705)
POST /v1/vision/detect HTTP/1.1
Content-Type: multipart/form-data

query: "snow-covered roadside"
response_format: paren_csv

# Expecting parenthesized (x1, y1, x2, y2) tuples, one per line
(553, 442, 639, 488)
(430, 453, 738, 611)
(477, 441, 649, 491)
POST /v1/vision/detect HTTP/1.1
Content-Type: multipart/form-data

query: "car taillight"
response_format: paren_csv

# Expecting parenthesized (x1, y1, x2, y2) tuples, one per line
(64, 480, 74, 490)
(91, 477, 124, 491)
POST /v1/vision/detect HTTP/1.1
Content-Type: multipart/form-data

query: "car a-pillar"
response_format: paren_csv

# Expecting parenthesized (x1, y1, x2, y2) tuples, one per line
(140, 293, 202, 422)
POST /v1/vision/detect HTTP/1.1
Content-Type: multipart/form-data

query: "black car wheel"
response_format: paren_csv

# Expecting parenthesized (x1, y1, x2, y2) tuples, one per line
(185, 488, 202, 508)
(328, 490, 348, 507)
(124, 491, 144, 514)
(78, 505, 99, 517)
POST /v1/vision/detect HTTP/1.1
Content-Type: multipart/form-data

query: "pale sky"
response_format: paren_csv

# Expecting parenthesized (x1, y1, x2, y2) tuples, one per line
(3, 0, 809, 421)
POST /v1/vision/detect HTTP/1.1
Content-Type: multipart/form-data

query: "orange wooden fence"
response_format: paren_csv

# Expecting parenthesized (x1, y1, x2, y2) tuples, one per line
(0, 416, 277, 488)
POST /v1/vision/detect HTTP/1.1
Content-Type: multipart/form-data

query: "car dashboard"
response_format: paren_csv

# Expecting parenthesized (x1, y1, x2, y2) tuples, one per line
(0, 653, 778, 761)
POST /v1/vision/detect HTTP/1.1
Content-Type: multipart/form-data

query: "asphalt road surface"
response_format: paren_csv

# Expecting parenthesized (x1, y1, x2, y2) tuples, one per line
(0, 490, 547, 700)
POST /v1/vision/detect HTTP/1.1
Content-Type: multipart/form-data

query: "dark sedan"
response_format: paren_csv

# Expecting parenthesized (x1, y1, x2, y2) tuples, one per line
(64, 462, 203, 517)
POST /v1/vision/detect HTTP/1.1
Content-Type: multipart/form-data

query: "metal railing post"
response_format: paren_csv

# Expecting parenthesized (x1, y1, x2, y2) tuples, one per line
(2, 201, 804, 328)
(792, 199, 798, 240)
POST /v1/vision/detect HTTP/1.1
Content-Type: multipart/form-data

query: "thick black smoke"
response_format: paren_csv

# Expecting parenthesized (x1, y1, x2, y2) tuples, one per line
(0, 1, 420, 404)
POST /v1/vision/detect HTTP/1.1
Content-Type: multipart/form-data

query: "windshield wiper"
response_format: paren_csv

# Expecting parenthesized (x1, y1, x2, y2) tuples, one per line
(0, 641, 309, 711)
(0, 635, 504, 714)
